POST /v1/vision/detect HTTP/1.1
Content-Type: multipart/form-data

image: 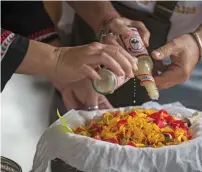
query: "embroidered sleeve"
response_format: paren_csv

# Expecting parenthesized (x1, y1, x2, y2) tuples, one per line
(1, 28, 29, 92)
(1, 29, 15, 59)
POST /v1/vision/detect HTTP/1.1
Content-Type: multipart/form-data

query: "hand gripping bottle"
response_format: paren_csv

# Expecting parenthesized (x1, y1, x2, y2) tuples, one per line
(92, 67, 130, 95)
(119, 27, 159, 100)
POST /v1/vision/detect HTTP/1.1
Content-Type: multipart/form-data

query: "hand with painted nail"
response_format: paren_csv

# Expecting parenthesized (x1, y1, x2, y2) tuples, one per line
(50, 42, 137, 90)
(100, 17, 150, 48)
(151, 34, 200, 89)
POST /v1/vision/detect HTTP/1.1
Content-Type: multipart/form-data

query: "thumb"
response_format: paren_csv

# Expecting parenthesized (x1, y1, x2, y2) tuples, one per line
(151, 40, 179, 60)
(114, 24, 132, 38)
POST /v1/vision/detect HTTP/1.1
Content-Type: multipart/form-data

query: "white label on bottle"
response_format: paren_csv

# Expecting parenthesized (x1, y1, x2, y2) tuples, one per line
(137, 74, 154, 83)
(120, 27, 149, 57)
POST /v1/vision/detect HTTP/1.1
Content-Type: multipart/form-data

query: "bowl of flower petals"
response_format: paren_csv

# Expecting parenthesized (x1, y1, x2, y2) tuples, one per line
(73, 109, 193, 148)
(32, 103, 202, 172)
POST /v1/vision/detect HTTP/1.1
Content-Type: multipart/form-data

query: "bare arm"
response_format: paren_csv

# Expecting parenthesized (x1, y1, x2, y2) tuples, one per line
(67, 1, 119, 34)
(1, 28, 56, 91)
(16, 40, 56, 76)
(193, 23, 202, 60)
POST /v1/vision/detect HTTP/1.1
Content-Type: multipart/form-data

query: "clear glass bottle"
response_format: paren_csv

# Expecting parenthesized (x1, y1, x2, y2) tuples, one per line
(92, 68, 130, 95)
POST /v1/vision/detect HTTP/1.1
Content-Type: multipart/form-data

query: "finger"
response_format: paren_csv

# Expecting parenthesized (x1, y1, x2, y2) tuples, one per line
(103, 44, 136, 77)
(101, 32, 126, 49)
(115, 45, 138, 72)
(61, 89, 84, 110)
(151, 40, 180, 60)
(84, 53, 125, 76)
(84, 42, 126, 76)
(81, 64, 102, 80)
(101, 35, 138, 72)
(154, 65, 183, 89)
(101, 34, 119, 46)
(118, 18, 150, 46)
(128, 20, 150, 47)
(107, 17, 132, 38)
(98, 95, 113, 109)
(84, 89, 99, 110)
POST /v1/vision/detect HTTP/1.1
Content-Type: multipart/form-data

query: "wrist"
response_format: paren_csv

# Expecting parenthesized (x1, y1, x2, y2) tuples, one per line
(189, 25, 202, 62)
(44, 46, 60, 79)
(95, 11, 120, 36)
(17, 40, 57, 77)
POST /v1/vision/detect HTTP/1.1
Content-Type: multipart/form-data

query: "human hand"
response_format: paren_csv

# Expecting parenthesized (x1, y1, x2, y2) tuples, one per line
(59, 78, 113, 110)
(99, 16, 150, 47)
(151, 34, 200, 89)
(49, 42, 137, 90)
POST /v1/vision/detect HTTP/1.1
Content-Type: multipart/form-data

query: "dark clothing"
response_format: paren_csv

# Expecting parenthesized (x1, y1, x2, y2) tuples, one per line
(1, 1, 57, 41)
(1, 1, 57, 91)
(1, 29, 29, 91)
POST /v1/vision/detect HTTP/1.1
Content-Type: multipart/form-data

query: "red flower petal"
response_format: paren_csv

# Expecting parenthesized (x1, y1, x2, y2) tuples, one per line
(117, 119, 127, 128)
(128, 142, 137, 147)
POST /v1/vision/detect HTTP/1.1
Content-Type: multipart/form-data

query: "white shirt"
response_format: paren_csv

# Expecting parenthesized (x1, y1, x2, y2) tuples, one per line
(121, 1, 202, 109)
(121, 1, 202, 40)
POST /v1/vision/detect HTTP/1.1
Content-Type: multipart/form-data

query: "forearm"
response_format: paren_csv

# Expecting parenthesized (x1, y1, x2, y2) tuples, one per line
(1, 28, 56, 91)
(67, 1, 119, 33)
(16, 40, 56, 77)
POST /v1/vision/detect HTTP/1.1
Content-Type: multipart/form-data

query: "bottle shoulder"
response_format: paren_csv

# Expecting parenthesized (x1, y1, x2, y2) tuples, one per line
(137, 55, 153, 66)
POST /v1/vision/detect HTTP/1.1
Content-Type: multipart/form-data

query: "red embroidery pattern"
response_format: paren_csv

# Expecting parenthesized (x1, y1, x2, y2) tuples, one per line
(1, 30, 14, 44)
(1, 30, 16, 59)
(27, 27, 57, 41)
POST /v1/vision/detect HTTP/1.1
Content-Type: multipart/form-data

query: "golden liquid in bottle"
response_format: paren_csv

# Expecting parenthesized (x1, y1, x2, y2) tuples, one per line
(119, 27, 159, 100)
(135, 56, 159, 100)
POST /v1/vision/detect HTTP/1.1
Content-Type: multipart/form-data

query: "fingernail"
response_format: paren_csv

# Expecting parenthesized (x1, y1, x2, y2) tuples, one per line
(129, 71, 134, 78)
(119, 70, 125, 76)
(96, 76, 102, 80)
(134, 57, 138, 64)
(95, 74, 102, 80)
(153, 51, 161, 58)
(144, 38, 149, 47)
(133, 64, 138, 71)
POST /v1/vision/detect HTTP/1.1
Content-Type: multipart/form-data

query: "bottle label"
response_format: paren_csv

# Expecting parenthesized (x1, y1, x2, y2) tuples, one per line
(120, 27, 149, 57)
(137, 74, 154, 83)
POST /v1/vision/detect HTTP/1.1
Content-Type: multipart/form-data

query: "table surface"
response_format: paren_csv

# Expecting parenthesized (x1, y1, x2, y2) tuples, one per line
(1, 74, 53, 172)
